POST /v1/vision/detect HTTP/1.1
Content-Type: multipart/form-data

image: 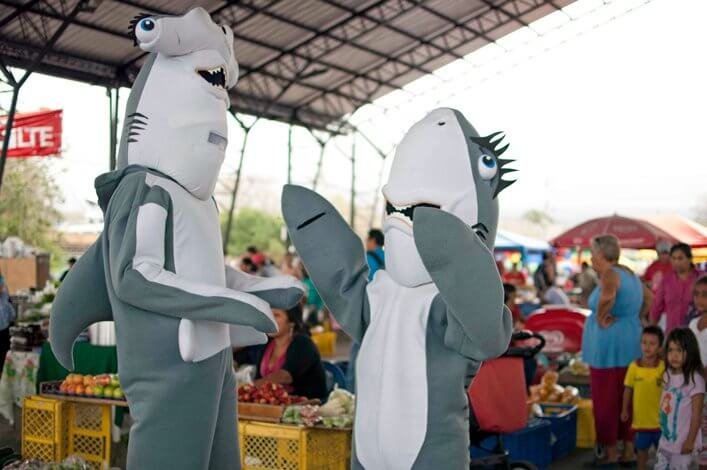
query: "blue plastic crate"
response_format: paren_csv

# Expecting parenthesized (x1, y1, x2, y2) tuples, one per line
(538, 403, 578, 461)
(470, 418, 552, 470)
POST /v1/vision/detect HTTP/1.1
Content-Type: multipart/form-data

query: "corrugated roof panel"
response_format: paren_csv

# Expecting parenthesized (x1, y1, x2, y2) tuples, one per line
(238, 15, 310, 50)
(269, 0, 346, 30)
(0, 0, 575, 131)
(353, 27, 412, 57)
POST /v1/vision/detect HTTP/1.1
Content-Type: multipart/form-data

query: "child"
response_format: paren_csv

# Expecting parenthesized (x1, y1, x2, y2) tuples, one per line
(688, 276, 707, 469)
(656, 328, 705, 470)
(621, 325, 666, 470)
(503, 282, 524, 330)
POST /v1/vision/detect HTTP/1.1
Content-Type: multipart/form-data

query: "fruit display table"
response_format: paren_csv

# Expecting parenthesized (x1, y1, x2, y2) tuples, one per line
(0, 350, 40, 424)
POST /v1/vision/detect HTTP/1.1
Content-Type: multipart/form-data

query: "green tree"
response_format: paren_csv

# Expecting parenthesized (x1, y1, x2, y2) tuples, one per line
(0, 159, 63, 252)
(222, 207, 286, 259)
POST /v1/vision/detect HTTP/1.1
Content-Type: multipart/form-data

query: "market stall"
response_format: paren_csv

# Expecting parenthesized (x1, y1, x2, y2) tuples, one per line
(237, 384, 354, 469)
(19, 374, 127, 469)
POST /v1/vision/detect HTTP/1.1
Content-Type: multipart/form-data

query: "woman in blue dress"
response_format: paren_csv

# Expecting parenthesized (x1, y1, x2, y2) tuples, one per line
(582, 234, 652, 466)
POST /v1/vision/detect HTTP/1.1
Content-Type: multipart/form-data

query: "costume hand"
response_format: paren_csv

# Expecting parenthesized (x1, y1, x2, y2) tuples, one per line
(680, 442, 693, 455)
(620, 410, 629, 423)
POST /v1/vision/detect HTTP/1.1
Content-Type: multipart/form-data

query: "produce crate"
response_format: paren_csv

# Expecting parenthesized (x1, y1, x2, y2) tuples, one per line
(21, 396, 67, 463)
(238, 402, 286, 422)
(470, 418, 552, 470)
(66, 402, 112, 470)
(238, 420, 350, 470)
(576, 399, 596, 448)
(310, 332, 336, 358)
(538, 403, 578, 461)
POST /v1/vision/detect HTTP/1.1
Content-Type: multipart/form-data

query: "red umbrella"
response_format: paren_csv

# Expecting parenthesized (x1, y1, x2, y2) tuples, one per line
(643, 215, 707, 248)
(550, 214, 678, 249)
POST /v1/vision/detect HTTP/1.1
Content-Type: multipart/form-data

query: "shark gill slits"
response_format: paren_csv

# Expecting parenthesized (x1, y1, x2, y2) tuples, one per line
(472, 222, 489, 233)
(385, 202, 440, 221)
(297, 212, 326, 230)
(472, 222, 489, 241)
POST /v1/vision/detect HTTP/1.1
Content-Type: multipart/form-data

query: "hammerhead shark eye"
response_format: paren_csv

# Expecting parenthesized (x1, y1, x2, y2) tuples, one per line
(478, 155, 498, 180)
(135, 18, 159, 44)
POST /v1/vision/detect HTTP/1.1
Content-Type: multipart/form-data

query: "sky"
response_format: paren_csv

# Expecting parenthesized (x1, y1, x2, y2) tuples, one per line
(2, 0, 706, 236)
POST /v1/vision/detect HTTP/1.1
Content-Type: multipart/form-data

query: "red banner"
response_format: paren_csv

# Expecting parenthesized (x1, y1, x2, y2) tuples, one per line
(0, 109, 62, 158)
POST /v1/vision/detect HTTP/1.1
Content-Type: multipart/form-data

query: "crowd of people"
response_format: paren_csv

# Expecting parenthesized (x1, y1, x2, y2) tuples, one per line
(235, 230, 707, 469)
(577, 235, 707, 469)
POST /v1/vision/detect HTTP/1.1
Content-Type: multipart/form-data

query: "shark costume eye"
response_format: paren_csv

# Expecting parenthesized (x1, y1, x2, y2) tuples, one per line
(478, 155, 498, 180)
(136, 18, 159, 44)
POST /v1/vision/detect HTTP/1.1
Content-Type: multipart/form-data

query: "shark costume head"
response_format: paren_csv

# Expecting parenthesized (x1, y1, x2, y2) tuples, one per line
(382, 108, 516, 287)
(118, 7, 239, 200)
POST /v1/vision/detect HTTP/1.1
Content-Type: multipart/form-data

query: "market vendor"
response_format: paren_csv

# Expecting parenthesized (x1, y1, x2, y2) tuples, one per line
(235, 304, 327, 400)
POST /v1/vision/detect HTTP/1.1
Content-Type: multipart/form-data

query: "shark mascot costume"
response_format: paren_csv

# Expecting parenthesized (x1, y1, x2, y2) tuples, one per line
(282, 108, 515, 469)
(49, 8, 303, 470)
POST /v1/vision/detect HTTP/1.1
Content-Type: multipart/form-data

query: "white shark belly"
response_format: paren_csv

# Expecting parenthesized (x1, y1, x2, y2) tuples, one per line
(146, 174, 229, 362)
(355, 270, 438, 470)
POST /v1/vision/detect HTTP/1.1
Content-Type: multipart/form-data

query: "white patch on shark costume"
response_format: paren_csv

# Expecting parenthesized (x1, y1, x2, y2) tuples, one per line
(356, 271, 438, 470)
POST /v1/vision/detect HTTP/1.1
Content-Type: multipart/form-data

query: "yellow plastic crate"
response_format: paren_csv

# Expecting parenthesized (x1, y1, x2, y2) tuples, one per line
(22, 396, 67, 463)
(238, 420, 350, 470)
(310, 332, 336, 358)
(66, 402, 112, 469)
(577, 399, 596, 448)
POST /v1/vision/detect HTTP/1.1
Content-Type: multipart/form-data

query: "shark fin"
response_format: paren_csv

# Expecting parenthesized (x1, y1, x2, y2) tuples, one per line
(49, 234, 113, 370)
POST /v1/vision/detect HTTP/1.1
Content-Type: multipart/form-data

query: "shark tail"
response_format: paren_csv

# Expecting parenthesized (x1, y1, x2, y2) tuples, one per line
(49, 234, 113, 370)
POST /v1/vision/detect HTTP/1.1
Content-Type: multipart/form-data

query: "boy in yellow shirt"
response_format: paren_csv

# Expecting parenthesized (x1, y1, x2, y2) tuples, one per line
(622, 325, 665, 470)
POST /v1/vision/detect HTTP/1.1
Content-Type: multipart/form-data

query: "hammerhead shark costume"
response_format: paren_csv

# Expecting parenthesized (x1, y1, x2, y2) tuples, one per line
(282, 108, 515, 469)
(50, 8, 302, 469)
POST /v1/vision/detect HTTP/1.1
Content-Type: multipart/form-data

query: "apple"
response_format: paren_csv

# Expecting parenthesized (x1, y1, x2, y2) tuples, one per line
(112, 388, 124, 400)
(96, 375, 110, 386)
(110, 376, 120, 388)
(102, 386, 114, 398)
(75, 385, 85, 395)
(93, 385, 104, 397)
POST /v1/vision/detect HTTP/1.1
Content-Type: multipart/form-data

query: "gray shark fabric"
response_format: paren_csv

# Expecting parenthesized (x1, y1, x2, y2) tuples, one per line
(281, 107, 514, 469)
(50, 7, 303, 469)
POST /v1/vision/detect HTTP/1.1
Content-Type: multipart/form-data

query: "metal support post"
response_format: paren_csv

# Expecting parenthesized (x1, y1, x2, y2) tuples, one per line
(350, 133, 356, 228)
(0, 0, 88, 193)
(287, 123, 293, 185)
(107, 87, 120, 170)
(222, 114, 258, 254)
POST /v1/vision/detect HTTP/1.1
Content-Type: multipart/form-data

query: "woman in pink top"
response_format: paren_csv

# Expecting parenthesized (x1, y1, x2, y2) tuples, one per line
(651, 244, 702, 335)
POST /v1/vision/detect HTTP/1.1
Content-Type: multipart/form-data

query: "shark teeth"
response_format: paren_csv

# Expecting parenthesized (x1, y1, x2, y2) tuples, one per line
(197, 66, 226, 89)
(385, 201, 440, 224)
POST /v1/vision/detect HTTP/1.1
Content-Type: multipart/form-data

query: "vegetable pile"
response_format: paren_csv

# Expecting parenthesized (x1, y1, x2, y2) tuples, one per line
(282, 388, 355, 428)
(237, 383, 307, 406)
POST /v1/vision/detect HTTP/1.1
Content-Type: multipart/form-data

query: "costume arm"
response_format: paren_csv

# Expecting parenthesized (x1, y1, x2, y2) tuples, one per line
(49, 236, 113, 370)
(281, 185, 370, 343)
(413, 207, 512, 360)
(109, 182, 277, 334)
(224, 265, 304, 310)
